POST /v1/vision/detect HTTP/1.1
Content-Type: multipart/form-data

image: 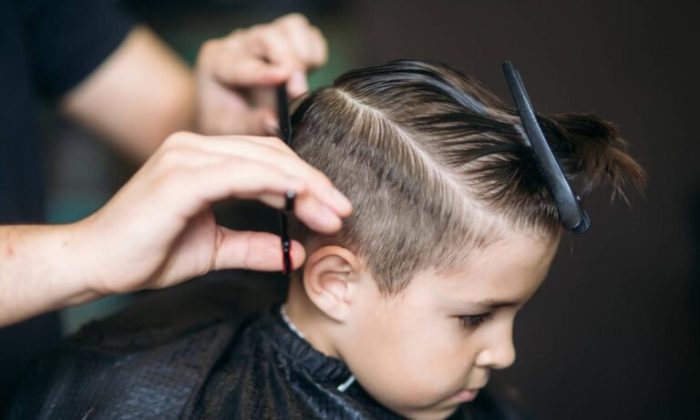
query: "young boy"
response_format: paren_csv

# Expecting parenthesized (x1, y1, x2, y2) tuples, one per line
(10, 60, 644, 419)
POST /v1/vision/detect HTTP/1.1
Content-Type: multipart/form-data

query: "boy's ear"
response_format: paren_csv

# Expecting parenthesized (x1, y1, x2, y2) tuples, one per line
(302, 246, 362, 323)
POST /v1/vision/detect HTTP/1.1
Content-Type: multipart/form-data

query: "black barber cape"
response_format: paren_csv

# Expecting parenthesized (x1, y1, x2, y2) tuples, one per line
(9, 275, 528, 419)
(0, 0, 133, 407)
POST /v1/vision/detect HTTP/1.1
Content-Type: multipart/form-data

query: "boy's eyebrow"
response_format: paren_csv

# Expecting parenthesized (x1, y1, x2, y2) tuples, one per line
(461, 298, 519, 312)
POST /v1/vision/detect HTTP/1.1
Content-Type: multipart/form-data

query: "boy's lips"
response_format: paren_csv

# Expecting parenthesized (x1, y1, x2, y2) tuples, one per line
(453, 388, 481, 402)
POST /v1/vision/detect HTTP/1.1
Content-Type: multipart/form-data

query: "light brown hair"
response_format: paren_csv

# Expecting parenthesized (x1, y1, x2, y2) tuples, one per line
(290, 60, 645, 293)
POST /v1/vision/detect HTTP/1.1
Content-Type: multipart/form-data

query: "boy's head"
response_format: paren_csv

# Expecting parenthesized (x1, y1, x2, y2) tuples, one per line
(285, 60, 644, 418)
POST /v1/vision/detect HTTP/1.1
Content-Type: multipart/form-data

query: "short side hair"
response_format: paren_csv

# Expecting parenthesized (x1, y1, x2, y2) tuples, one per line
(290, 60, 645, 293)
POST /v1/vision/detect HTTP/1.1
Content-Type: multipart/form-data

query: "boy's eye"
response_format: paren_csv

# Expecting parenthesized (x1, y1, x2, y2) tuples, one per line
(458, 313, 494, 329)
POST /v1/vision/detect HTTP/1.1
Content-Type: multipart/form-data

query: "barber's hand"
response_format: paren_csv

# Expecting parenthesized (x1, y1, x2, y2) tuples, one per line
(196, 14, 327, 135)
(75, 131, 350, 296)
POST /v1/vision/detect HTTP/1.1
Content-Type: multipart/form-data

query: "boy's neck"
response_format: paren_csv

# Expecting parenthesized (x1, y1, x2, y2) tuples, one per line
(285, 277, 341, 359)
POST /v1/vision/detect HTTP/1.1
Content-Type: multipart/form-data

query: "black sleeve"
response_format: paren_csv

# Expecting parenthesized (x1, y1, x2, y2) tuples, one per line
(21, 0, 136, 99)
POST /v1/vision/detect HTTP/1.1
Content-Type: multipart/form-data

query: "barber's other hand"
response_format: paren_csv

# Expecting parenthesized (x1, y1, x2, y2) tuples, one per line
(196, 14, 327, 135)
(75, 132, 350, 296)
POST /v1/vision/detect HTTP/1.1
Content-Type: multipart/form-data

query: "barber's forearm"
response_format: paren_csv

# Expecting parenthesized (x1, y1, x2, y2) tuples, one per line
(61, 26, 196, 163)
(0, 224, 101, 327)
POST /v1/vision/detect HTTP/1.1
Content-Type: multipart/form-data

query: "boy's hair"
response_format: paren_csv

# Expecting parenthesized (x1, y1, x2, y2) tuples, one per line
(290, 60, 645, 293)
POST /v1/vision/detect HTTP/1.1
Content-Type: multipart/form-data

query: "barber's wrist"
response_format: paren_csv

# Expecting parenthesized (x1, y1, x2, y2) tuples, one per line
(31, 222, 105, 310)
(66, 215, 122, 301)
(0, 223, 102, 327)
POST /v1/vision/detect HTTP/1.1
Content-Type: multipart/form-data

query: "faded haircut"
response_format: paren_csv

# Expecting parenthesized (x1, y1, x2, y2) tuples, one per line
(289, 60, 645, 293)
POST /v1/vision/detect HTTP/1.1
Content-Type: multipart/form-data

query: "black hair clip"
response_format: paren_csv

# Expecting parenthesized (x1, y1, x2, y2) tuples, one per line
(502, 61, 591, 234)
(276, 85, 296, 275)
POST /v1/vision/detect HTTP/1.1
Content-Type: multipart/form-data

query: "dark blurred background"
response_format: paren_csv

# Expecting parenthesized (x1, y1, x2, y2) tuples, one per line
(38, 0, 700, 419)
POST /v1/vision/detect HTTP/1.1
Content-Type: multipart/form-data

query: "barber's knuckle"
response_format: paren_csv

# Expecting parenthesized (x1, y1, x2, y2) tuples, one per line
(248, 24, 267, 39)
(253, 23, 268, 32)
(159, 142, 197, 170)
(310, 26, 324, 41)
(164, 131, 191, 147)
(158, 147, 186, 168)
(198, 39, 220, 63)
(316, 28, 328, 52)
(153, 170, 185, 199)
(282, 13, 310, 27)
(201, 39, 216, 53)
(260, 28, 285, 47)
(297, 165, 327, 186)
(227, 28, 245, 38)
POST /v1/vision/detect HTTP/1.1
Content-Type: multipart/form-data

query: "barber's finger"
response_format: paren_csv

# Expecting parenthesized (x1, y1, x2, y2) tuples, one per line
(260, 36, 310, 96)
(211, 229, 306, 271)
(291, 191, 344, 233)
(258, 192, 343, 236)
(165, 131, 292, 160)
(255, 28, 307, 74)
(278, 14, 314, 64)
(180, 158, 343, 232)
(258, 191, 343, 236)
(280, 17, 326, 70)
(209, 50, 290, 86)
(182, 136, 352, 216)
(237, 133, 297, 155)
(190, 136, 322, 179)
(306, 26, 328, 69)
(276, 16, 326, 96)
(157, 134, 351, 218)
(172, 157, 299, 210)
(259, 193, 285, 208)
(275, 14, 326, 67)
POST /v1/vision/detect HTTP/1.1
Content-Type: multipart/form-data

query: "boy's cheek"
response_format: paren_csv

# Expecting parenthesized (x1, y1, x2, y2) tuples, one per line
(343, 314, 473, 412)
(349, 351, 453, 412)
(352, 356, 468, 420)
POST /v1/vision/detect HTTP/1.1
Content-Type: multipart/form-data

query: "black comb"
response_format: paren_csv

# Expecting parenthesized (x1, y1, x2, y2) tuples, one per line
(502, 61, 590, 233)
(277, 85, 296, 274)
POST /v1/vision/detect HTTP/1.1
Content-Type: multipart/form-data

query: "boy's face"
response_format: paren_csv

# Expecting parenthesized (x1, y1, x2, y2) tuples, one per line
(336, 233, 559, 419)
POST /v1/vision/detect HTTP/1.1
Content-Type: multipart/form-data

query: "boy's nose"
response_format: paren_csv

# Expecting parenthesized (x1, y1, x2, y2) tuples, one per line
(475, 332, 516, 370)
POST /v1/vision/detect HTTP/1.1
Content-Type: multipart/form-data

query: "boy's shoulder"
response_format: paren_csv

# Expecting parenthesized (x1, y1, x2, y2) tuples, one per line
(9, 271, 286, 419)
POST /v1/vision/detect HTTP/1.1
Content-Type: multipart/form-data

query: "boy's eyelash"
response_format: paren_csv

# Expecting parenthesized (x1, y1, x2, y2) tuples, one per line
(458, 313, 494, 329)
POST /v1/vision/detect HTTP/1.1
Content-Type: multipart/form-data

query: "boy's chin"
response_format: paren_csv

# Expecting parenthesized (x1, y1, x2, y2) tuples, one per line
(387, 399, 463, 420)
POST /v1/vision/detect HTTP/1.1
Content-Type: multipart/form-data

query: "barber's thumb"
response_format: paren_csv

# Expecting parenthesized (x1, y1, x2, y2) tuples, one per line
(211, 228, 306, 272)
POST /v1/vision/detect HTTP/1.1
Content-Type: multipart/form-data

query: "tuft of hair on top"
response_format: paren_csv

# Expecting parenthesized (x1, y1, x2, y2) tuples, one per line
(289, 60, 645, 294)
